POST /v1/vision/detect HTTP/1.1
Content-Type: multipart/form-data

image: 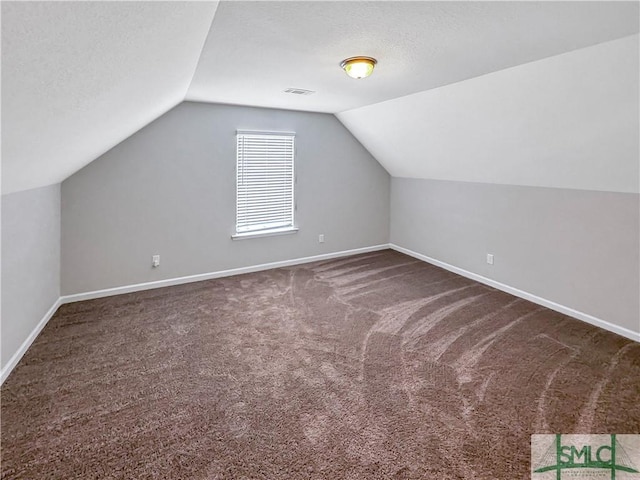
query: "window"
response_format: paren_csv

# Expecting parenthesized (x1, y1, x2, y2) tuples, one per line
(234, 131, 296, 237)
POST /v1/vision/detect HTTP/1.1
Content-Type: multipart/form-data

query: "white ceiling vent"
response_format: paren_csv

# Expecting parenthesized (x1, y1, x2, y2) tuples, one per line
(283, 88, 315, 95)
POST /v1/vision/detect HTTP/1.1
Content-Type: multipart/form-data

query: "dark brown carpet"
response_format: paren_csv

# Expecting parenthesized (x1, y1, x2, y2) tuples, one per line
(2, 250, 639, 479)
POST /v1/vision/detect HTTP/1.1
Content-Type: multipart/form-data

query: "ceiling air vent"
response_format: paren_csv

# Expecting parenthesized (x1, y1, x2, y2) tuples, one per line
(283, 88, 315, 96)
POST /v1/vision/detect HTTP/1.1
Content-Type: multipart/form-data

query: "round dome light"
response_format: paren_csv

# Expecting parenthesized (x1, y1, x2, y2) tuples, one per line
(340, 56, 377, 79)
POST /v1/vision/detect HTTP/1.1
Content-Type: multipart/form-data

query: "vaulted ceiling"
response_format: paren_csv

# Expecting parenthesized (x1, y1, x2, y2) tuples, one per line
(2, 1, 639, 194)
(2, 1, 219, 194)
(188, 1, 638, 113)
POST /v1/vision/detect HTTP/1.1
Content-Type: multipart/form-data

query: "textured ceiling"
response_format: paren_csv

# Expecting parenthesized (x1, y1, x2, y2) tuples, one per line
(2, 1, 639, 194)
(338, 35, 639, 193)
(187, 1, 639, 113)
(1, 1, 218, 194)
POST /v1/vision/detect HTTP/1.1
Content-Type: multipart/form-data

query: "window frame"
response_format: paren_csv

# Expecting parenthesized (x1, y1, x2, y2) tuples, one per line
(232, 130, 298, 240)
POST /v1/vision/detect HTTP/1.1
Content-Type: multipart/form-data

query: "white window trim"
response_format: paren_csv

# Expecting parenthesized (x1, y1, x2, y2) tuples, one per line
(231, 226, 299, 240)
(234, 130, 296, 238)
(236, 129, 296, 136)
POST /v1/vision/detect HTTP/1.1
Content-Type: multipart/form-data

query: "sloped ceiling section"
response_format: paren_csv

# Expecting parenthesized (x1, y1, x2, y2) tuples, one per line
(187, 1, 640, 114)
(338, 34, 640, 194)
(1, 1, 218, 194)
(3, 1, 639, 194)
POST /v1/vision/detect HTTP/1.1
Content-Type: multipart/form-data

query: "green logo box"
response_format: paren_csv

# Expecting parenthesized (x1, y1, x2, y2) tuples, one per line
(532, 434, 640, 480)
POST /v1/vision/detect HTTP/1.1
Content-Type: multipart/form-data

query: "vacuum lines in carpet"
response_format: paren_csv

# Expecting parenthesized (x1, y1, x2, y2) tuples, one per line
(2, 250, 638, 479)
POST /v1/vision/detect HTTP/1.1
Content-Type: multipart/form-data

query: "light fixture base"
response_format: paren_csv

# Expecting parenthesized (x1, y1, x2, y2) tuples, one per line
(340, 56, 377, 79)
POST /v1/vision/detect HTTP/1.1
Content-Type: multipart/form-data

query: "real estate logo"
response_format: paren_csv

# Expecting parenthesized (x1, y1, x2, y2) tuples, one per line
(532, 434, 640, 480)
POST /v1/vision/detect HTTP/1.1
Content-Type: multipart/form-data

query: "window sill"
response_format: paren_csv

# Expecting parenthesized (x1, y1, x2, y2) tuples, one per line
(231, 227, 299, 240)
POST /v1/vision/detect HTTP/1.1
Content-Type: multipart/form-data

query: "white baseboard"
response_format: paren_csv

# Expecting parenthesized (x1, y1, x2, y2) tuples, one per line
(0, 245, 389, 386)
(60, 244, 390, 304)
(0, 297, 62, 385)
(390, 243, 640, 343)
(4, 242, 636, 386)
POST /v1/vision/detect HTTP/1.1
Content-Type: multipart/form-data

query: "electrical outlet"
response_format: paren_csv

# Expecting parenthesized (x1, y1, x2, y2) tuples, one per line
(486, 253, 494, 265)
(318, 234, 325, 243)
(152, 255, 160, 268)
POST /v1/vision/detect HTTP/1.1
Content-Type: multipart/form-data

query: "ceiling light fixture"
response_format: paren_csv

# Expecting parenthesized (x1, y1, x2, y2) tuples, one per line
(340, 56, 377, 79)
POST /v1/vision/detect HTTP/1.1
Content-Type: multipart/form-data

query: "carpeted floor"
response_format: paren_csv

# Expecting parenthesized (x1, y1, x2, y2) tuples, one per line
(2, 250, 639, 479)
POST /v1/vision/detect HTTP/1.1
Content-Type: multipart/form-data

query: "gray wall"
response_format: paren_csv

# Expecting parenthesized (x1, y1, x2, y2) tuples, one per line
(1, 184, 61, 369)
(62, 102, 390, 295)
(390, 178, 640, 334)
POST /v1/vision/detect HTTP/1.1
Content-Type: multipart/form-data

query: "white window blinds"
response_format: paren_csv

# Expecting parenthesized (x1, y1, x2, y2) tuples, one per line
(236, 132, 295, 234)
